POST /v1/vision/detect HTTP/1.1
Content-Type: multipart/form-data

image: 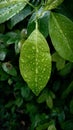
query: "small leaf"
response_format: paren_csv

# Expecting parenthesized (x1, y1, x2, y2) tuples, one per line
(45, 0, 64, 10)
(0, 64, 9, 81)
(49, 12, 73, 62)
(52, 52, 65, 70)
(14, 97, 23, 107)
(8, 78, 13, 85)
(2, 62, 17, 76)
(37, 89, 49, 103)
(36, 123, 50, 130)
(19, 29, 51, 96)
(46, 95, 53, 109)
(0, 0, 29, 24)
(49, 90, 56, 99)
(48, 124, 57, 130)
(59, 62, 73, 76)
(21, 86, 30, 98)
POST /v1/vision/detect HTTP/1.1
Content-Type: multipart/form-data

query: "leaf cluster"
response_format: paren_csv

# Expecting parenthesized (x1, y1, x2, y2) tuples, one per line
(0, 0, 73, 129)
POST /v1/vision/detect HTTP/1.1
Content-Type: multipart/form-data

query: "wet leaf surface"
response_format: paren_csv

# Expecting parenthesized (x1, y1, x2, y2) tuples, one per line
(19, 29, 51, 95)
(0, 0, 29, 24)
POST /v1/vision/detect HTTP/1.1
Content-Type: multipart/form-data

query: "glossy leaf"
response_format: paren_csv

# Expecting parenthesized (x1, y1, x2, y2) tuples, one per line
(49, 12, 73, 62)
(45, 0, 64, 10)
(0, 0, 27, 8)
(19, 29, 51, 96)
(8, 6, 32, 29)
(0, 0, 29, 24)
(2, 62, 17, 76)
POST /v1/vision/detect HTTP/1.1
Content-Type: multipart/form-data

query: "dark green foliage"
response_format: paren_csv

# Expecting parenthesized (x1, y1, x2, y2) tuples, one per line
(0, 0, 73, 129)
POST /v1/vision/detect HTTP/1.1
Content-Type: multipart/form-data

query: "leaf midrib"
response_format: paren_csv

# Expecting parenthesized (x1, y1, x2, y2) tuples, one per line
(35, 29, 38, 87)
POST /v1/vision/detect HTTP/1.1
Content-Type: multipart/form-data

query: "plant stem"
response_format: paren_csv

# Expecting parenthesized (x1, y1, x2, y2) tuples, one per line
(26, 1, 37, 10)
(36, 20, 38, 29)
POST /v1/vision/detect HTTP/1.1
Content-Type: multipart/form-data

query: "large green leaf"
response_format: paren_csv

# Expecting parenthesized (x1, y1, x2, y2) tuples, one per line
(45, 0, 64, 10)
(49, 12, 73, 62)
(19, 29, 51, 96)
(0, 0, 29, 24)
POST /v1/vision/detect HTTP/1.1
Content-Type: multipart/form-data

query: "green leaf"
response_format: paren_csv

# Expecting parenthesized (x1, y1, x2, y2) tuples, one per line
(58, 111, 65, 123)
(46, 95, 53, 109)
(0, 0, 26, 8)
(0, 32, 20, 46)
(0, 44, 7, 61)
(52, 52, 65, 70)
(19, 29, 51, 96)
(21, 86, 30, 99)
(49, 12, 73, 62)
(37, 89, 49, 103)
(49, 90, 56, 99)
(8, 6, 32, 29)
(48, 124, 57, 130)
(0, 0, 29, 24)
(59, 62, 73, 76)
(0, 64, 9, 81)
(36, 123, 49, 130)
(14, 97, 23, 107)
(45, 0, 64, 10)
(2, 62, 17, 76)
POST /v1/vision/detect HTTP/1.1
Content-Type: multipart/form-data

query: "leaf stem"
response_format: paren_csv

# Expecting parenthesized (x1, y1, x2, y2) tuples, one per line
(36, 20, 38, 30)
(26, 1, 37, 10)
